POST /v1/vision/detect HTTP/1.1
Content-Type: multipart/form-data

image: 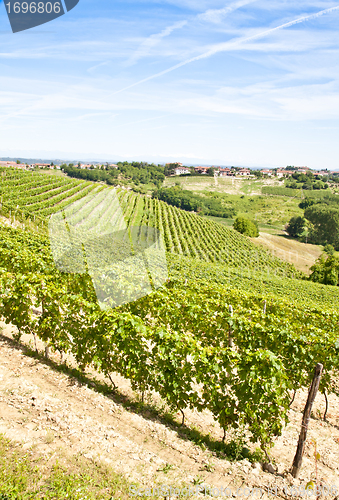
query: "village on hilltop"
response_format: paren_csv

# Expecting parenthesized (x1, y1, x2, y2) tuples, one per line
(1, 159, 338, 179)
(166, 162, 338, 178)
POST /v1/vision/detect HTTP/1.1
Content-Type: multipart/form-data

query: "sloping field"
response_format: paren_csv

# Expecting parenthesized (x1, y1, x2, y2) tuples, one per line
(2, 203, 339, 495)
(2, 169, 339, 498)
(250, 232, 322, 274)
(167, 253, 339, 310)
(0, 168, 299, 277)
(164, 175, 281, 195)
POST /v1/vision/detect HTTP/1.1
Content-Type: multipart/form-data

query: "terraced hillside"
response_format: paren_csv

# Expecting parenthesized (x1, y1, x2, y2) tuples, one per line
(0, 168, 298, 277)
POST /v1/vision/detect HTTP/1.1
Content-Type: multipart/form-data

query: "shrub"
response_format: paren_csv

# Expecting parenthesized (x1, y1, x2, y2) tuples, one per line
(233, 217, 259, 237)
(324, 244, 335, 256)
(309, 253, 339, 286)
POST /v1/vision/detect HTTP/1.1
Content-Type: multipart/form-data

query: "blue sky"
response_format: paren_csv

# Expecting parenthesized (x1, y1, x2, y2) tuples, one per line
(0, 0, 339, 167)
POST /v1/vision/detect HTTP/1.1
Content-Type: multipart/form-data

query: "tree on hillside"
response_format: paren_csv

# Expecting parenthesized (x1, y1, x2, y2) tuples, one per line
(298, 198, 315, 210)
(233, 217, 259, 237)
(309, 253, 339, 286)
(285, 216, 306, 238)
(304, 204, 339, 249)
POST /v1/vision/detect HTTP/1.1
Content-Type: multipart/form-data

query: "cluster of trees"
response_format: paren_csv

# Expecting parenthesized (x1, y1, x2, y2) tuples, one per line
(285, 203, 339, 286)
(62, 165, 118, 184)
(286, 172, 329, 190)
(233, 216, 259, 237)
(304, 204, 339, 249)
(285, 216, 307, 238)
(309, 245, 339, 286)
(152, 185, 236, 218)
(62, 162, 165, 187)
(117, 161, 165, 185)
(286, 197, 339, 251)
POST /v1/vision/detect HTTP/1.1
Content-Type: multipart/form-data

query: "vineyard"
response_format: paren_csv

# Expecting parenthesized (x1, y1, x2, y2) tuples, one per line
(261, 186, 304, 198)
(1, 224, 339, 456)
(0, 168, 298, 277)
(1, 168, 339, 457)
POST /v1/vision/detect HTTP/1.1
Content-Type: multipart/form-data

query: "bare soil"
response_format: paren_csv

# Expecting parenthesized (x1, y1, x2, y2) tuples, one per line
(251, 233, 322, 274)
(1, 323, 339, 498)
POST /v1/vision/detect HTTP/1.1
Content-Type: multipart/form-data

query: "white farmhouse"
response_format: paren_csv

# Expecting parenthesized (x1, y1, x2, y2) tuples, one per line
(174, 167, 190, 175)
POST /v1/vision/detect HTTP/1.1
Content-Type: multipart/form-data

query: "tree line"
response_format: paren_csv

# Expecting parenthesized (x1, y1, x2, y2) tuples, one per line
(285, 196, 339, 286)
(62, 162, 165, 187)
(285, 171, 330, 190)
(152, 185, 236, 218)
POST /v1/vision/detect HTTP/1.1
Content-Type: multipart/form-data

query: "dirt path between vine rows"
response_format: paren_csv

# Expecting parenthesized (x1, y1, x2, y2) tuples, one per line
(1, 322, 339, 499)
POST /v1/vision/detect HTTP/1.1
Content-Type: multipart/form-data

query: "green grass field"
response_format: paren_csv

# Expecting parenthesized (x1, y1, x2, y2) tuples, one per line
(163, 177, 303, 228)
(198, 191, 303, 228)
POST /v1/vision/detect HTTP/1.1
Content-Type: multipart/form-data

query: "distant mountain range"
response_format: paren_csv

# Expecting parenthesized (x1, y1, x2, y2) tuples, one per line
(0, 156, 260, 169)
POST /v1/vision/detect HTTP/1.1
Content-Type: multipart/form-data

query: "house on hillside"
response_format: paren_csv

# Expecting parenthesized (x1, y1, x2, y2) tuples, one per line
(194, 166, 209, 174)
(238, 168, 251, 176)
(277, 169, 293, 178)
(0, 161, 12, 166)
(295, 167, 309, 174)
(0, 161, 27, 170)
(219, 168, 231, 176)
(0, 161, 20, 168)
(174, 167, 190, 175)
(260, 169, 273, 176)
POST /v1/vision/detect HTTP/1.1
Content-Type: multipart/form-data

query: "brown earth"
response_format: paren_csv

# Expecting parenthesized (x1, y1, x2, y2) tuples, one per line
(250, 233, 322, 274)
(1, 322, 339, 498)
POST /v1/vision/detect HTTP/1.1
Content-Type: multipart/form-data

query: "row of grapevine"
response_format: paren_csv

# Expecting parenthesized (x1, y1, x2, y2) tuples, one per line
(167, 254, 339, 310)
(116, 191, 300, 277)
(0, 169, 98, 220)
(0, 170, 303, 277)
(0, 223, 338, 455)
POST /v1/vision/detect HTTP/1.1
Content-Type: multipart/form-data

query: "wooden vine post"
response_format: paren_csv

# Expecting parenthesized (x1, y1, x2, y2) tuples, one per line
(228, 304, 234, 347)
(291, 363, 323, 478)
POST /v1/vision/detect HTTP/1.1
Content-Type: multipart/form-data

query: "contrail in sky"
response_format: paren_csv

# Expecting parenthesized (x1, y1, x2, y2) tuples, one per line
(109, 5, 339, 96)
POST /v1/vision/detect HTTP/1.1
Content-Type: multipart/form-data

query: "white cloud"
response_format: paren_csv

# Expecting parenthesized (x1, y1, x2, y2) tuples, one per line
(125, 20, 188, 66)
(198, 0, 257, 24)
(106, 5, 339, 97)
